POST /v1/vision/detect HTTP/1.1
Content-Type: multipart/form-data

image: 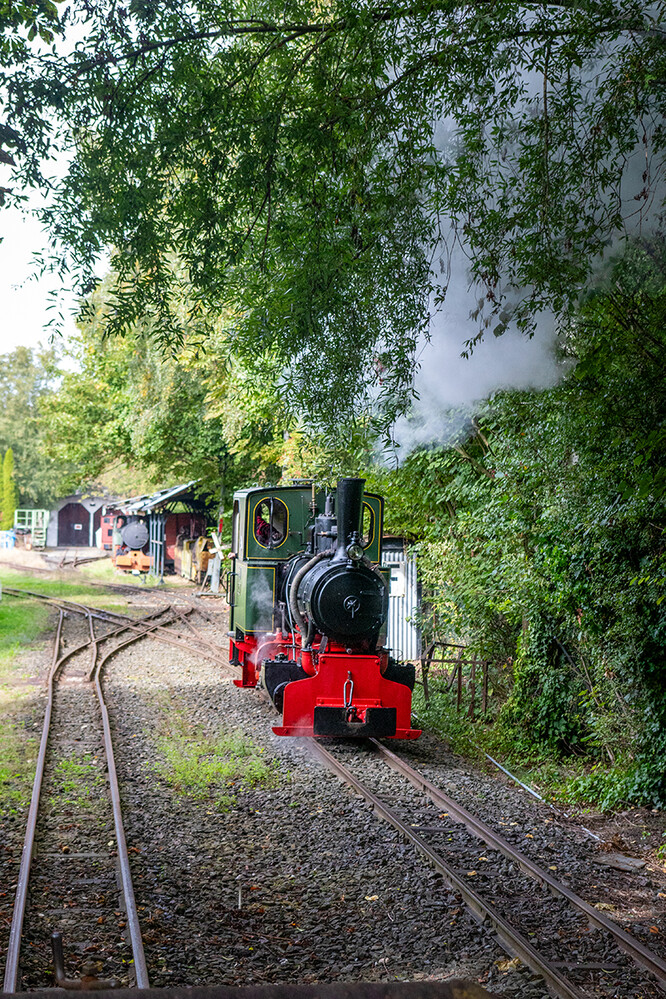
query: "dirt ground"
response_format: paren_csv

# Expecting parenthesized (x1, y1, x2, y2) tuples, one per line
(0, 546, 56, 570)
(572, 805, 666, 875)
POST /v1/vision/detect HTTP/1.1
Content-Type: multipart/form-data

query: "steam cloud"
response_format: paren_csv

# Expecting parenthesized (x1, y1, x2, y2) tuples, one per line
(391, 254, 563, 452)
(391, 51, 665, 456)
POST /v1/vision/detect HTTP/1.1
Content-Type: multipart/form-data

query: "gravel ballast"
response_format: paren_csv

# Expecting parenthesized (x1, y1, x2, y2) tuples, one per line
(3, 588, 665, 998)
(103, 604, 547, 997)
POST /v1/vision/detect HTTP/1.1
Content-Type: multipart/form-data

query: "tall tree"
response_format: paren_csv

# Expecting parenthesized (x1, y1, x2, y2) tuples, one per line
(2, 1, 663, 431)
(0, 346, 69, 508)
(1, 448, 17, 529)
(41, 278, 285, 497)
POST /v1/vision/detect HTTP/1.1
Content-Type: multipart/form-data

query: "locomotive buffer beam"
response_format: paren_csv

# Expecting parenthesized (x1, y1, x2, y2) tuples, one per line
(313, 705, 397, 738)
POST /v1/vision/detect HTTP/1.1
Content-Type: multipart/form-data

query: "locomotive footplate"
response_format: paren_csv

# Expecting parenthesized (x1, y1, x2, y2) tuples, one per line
(313, 706, 397, 737)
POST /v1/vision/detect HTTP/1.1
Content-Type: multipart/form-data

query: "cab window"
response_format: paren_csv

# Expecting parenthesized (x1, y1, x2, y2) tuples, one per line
(231, 500, 240, 554)
(253, 497, 288, 549)
(361, 502, 375, 549)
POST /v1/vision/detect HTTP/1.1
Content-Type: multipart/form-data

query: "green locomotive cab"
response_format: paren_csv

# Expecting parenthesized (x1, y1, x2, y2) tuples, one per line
(228, 483, 383, 639)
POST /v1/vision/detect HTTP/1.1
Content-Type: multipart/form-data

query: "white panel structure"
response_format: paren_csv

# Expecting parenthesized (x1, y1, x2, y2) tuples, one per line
(382, 546, 420, 661)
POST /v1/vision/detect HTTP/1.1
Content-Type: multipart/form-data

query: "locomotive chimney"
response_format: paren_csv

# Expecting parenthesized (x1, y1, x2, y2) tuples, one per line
(335, 477, 365, 559)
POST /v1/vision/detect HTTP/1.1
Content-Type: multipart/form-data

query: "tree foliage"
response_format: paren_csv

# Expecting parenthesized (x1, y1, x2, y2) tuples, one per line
(41, 276, 287, 501)
(0, 345, 69, 507)
(1, 447, 17, 529)
(367, 241, 666, 806)
(0, 0, 62, 200)
(2, 0, 664, 427)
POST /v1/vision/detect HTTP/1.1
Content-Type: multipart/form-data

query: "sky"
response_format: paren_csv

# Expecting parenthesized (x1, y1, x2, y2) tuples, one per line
(0, 202, 77, 355)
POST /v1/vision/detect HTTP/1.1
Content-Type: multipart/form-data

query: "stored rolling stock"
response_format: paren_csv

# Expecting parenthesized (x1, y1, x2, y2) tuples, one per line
(111, 512, 210, 580)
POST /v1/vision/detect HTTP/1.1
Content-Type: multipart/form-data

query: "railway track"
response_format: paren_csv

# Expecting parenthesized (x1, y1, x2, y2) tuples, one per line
(1, 588, 235, 991)
(310, 740, 666, 999)
(0, 587, 235, 675)
(5, 575, 664, 995)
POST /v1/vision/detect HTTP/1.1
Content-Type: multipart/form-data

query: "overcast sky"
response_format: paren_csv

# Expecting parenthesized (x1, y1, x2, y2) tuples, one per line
(1, 202, 78, 355)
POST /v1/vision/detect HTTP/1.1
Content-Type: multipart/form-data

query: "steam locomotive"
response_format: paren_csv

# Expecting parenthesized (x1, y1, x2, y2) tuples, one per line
(228, 478, 420, 739)
(110, 512, 210, 578)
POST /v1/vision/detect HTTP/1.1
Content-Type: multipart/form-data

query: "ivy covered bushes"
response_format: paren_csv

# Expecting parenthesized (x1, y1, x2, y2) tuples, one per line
(370, 244, 666, 808)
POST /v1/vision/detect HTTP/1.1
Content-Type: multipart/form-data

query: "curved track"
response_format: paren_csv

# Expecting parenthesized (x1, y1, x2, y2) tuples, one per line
(1, 587, 235, 992)
(1, 586, 236, 675)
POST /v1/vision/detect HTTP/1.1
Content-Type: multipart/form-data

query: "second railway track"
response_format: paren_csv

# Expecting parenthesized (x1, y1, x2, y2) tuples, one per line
(1, 587, 236, 992)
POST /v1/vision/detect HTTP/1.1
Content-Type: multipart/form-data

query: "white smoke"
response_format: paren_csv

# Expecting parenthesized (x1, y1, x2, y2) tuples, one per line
(248, 571, 277, 634)
(391, 248, 563, 452)
(390, 26, 666, 456)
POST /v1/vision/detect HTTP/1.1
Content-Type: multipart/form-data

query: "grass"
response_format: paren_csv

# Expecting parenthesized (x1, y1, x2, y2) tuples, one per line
(151, 696, 279, 809)
(0, 595, 50, 662)
(78, 558, 195, 590)
(50, 754, 105, 811)
(0, 722, 39, 815)
(155, 732, 278, 809)
(0, 594, 49, 814)
(0, 567, 132, 614)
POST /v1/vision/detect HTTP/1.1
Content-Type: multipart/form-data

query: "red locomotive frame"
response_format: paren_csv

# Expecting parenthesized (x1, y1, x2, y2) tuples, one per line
(231, 626, 419, 740)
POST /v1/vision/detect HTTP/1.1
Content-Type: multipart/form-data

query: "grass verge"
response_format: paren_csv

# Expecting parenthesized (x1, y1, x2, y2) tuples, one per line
(0, 722, 39, 815)
(151, 696, 279, 809)
(0, 594, 49, 814)
(78, 558, 194, 590)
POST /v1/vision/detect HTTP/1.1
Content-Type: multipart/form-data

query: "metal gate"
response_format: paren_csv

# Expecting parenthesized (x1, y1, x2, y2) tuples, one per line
(149, 512, 168, 581)
(382, 545, 420, 661)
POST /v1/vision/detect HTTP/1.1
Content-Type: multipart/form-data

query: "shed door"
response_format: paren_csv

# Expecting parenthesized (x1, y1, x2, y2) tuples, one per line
(57, 503, 90, 547)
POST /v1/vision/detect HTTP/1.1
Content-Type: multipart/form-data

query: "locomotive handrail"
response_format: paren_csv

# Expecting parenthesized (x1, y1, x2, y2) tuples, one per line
(225, 569, 237, 606)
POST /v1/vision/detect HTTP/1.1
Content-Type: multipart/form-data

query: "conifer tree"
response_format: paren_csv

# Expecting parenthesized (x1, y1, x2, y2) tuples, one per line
(2, 448, 18, 530)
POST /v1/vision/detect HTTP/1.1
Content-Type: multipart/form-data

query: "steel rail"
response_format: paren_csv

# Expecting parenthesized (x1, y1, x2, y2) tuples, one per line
(116, 614, 237, 674)
(0, 587, 153, 627)
(370, 739, 666, 992)
(3, 587, 236, 674)
(83, 609, 180, 681)
(172, 607, 231, 659)
(310, 740, 588, 999)
(90, 626, 155, 988)
(2, 605, 174, 991)
(2, 610, 65, 992)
